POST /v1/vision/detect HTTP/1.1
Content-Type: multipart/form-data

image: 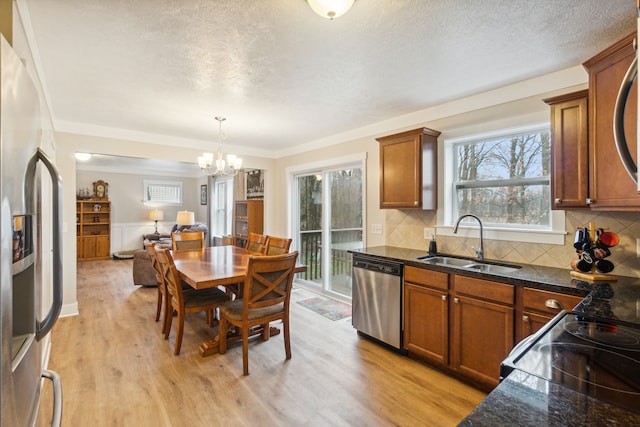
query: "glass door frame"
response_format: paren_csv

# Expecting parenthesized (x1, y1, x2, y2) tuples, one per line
(286, 153, 367, 302)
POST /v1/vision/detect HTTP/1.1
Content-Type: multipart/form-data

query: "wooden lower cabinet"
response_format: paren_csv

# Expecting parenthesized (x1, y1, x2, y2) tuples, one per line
(403, 266, 587, 389)
(82, 235, 110, 259)
(517, 287, 584, 340)
(404, 267, 514, 389)
(404, 268, 449, 367)
(450, 294, 514, 388)
(451, 275, 514, 388)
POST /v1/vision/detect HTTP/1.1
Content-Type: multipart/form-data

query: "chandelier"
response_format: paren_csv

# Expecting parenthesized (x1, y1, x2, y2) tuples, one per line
(307, 0, 355, 20)
(198, 116, 243, 176)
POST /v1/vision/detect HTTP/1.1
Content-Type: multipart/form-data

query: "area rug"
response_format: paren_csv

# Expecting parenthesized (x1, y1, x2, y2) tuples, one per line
(297, 297, 352, 321)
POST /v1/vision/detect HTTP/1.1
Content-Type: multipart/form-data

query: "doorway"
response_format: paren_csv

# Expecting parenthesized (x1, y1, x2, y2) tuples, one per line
(291, 157, 365, 301)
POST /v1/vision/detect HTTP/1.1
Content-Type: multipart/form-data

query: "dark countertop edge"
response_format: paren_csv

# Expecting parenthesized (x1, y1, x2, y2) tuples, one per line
(350, 246, 640, 325)
(349, 246, 591, 295)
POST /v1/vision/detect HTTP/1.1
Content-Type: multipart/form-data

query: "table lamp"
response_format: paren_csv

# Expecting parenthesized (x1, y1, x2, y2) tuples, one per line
(175, 210, 195, 232)
(149, 209, 164, 234)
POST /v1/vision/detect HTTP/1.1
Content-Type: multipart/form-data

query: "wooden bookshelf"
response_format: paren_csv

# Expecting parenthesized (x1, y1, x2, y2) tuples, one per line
(77, 200, 111, 260)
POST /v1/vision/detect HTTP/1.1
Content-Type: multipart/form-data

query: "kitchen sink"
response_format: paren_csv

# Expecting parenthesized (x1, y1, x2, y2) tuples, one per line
(417, 255, 476, 267)
(463, 262, 521, 274)
(417, 255, 522, 274)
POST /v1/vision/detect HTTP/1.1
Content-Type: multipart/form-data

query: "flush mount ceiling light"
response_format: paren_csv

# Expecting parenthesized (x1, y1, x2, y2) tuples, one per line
(307, 0, 355, 20)
(75, 152, 92, 161)
(198, 116, 243, 177)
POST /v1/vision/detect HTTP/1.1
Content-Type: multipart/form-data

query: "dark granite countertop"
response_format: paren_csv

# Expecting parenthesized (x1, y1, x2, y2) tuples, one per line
(458, 370, 640, 426)
(350, 246, 640, 423)
(350, 246, 640, 325)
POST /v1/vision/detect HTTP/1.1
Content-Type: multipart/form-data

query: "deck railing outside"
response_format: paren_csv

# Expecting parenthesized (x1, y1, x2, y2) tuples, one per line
(298, 228, 362, 282)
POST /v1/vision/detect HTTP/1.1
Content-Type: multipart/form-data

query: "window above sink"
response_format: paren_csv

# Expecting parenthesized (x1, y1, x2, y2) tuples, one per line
(440, 123, 566, 245)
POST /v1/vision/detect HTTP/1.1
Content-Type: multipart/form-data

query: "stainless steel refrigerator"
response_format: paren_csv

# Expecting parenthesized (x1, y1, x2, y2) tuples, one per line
(0, 35, 63, 426)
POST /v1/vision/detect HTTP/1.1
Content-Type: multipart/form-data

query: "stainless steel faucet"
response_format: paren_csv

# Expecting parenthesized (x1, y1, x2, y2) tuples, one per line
(453, 214, 484, 260)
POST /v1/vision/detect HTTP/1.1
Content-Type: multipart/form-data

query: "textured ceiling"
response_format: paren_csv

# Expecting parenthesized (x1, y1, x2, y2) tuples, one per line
(21, 0, 636, 158)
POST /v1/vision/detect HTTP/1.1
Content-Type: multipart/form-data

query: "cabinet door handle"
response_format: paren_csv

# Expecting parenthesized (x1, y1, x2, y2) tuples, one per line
(453, 297, 459, 304)
(554, 198, 562, 204)
(545, 299, 563, 310)
(441, 295, 447, 301)
(523, 315, 530, 323)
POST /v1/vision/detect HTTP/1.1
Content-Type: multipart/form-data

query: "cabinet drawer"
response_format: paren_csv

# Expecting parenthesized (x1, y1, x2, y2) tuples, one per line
(404, 266, 448, 290)
(523, 288, 583, 314)
(454, 275, 514, 305)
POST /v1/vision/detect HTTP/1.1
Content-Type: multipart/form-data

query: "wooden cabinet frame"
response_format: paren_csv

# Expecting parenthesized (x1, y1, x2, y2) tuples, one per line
(377, 128, 440, 209)
(77, 200, 111, 260)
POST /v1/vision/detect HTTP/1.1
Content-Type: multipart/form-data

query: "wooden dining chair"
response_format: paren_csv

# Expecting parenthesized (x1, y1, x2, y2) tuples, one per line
(146, 243, 192, 334)
(246, 232, 268, 254)
(264, 236, 292, 255)
(219, 251, 299, 375)
(171, 231, 205, 251)
(221, 235, 236, 246)
(145, 243, 169, 333)
(155, 247, 230, 355)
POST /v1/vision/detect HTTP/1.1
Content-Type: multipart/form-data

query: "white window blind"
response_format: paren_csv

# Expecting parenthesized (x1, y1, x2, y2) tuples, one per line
(144, 180, 183, 204)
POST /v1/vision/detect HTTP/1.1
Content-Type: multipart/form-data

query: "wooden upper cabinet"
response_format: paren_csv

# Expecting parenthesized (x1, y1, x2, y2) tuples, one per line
(544, 90, 589, 209)
(377, 127, 441, 210)
(583, 32, 640, 209)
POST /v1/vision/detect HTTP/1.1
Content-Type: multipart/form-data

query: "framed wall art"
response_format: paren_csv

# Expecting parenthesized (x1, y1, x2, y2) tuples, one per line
(246, 170, 264, 199)
(200, 184, 207, 205)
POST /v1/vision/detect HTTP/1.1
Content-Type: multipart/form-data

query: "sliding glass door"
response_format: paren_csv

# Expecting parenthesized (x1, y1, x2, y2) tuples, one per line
(294, 162, 364, 300)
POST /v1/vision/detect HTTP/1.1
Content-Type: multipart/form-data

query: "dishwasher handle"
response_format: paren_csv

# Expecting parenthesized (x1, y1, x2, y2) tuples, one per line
(353, 258, 402, 276)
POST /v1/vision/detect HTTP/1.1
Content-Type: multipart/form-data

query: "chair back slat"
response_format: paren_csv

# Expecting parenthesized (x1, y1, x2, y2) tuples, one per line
(172, 231, 205, 251)
(246, 232, 268, 254)
(242, 252, 298, 313)
(221, 235, 236, 246)
(145, 243, 163, 285)
(265, 236, 292, 255)
(155, 247, 184, 305)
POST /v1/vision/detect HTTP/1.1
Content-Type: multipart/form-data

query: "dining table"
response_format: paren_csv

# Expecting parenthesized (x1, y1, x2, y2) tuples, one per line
(171, 245, 307, 356)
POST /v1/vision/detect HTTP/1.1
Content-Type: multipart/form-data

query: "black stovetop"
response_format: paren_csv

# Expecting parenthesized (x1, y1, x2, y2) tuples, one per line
(501, 311, 640, 414)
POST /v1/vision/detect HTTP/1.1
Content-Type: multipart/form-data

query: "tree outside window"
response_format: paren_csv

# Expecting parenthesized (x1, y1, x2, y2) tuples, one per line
(453, 127, 550, 227)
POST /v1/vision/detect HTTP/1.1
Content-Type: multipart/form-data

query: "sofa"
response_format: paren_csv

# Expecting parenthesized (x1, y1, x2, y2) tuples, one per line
(132, 223, 208, 286)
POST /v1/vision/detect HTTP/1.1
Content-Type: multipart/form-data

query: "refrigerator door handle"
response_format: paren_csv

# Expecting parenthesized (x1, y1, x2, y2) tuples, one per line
(26, 148, 63, 339)
(41, 370, 63, 427)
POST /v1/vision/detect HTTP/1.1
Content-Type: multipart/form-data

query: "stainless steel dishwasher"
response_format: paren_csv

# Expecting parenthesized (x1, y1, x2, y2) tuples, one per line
(352, 255, 403, 350)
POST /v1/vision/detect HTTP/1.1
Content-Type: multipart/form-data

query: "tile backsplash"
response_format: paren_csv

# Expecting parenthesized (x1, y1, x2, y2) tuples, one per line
(385, 210, 640, 278)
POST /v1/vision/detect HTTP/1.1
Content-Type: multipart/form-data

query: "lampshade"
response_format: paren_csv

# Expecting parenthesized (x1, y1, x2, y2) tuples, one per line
(148, 209, 164, 221)
(175, 211, 195, 226)
(307, 0, 355, 20)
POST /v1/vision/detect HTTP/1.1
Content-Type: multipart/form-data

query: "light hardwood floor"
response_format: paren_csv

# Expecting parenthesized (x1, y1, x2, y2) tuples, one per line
(38, 259, 485, 426)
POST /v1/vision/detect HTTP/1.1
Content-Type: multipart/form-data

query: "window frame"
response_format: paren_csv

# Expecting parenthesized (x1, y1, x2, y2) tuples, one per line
(143, 179, 183, 205)
(440, 123, 565, 245)
(211, 176, 234, 237)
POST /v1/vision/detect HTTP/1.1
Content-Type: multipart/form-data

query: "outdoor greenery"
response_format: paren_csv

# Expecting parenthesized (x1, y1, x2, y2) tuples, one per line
(455, 129, 551, 227)
(296, 169, 363, 293)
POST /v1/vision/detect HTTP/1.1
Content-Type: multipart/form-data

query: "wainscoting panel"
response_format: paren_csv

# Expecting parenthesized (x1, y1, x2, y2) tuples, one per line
(110, 222, 169, 253)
